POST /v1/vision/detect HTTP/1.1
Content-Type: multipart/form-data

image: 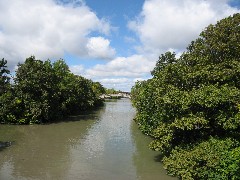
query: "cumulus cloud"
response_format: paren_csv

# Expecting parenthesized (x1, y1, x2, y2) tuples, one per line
(86, 37, 116, 59)
(129, 0, 239, 55)
(95, 77, 151, 92)
(88, 0, 240, 91)
(100, 78, 130, 84)
(69, 65, 85, 76)
(86, 55, 155, 78)
(0, 0, 112, 69)
(95, 78, 137, 92)
(3, 0, 239, 92)
(69, 54, 155, 91)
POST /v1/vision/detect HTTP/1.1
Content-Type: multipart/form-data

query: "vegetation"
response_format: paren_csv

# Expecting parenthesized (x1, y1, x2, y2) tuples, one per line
(0, 58, 10, 95)
(0, 56, 104, 124)
(104, 88, 120, 94)
(131, 13, 240, 179)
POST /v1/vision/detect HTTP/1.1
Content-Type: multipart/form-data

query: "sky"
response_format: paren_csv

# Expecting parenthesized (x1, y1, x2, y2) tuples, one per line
(0, 0, 240, 92)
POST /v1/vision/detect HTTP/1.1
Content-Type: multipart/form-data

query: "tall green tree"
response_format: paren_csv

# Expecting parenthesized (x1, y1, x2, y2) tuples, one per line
(0, 58, 13, 123)
(14, 56, 60, 123)
(0, 58, 10, 95)
(92, 82, 105, 97)
(131, 13, 240, 179)
(0, 56, 104, 124)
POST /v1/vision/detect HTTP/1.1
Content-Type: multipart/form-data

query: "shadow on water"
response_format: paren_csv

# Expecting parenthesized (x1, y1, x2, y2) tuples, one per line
(43, 104, 107, 124)
(66, 106, 105, 122)
(63, 99, 118, 123)
(0, 141, 12, 151)
(131, 121, 176, 180)
(154, 154, 166, 163)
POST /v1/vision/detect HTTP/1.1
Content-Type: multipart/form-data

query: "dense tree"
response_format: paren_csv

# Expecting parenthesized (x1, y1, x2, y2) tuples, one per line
(105, 88, 120, 94)
(0, 58, 14, 123)
(0, 56, 105, 124)
(0, 58, 10, 95)
(131, 13, 240, 179)
(13, 56, 60, 123)
(92, 82, 105, 97)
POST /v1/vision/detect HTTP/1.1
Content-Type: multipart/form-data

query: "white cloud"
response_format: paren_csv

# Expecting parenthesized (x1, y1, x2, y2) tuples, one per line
(133, 77, 147, 82)
(68, 54, 154, 91)
(129, 0, 240, 55)
(69, 65, 85, 76)
(100, 78, 130, 84)
(0, 0, 112, 69)
(88, 0, 240, 91)
(86, 55, 155, 78)
(95, 78, 137, 92)
(86, 37, 116, 59)
(3, 0, 239, 92)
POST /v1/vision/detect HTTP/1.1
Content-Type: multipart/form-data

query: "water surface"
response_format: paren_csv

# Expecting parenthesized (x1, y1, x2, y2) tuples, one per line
(0, 99, 175, 180)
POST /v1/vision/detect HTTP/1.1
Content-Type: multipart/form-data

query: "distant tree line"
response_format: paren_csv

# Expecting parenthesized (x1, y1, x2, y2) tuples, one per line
(0, 56, 105, 124)
(131, 13, 240, 179)
(104, 88, 121, 95)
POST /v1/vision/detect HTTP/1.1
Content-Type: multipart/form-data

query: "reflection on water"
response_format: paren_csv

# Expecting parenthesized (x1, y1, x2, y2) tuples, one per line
(64, 99, 137, 180)
(0, 99, 175, 180)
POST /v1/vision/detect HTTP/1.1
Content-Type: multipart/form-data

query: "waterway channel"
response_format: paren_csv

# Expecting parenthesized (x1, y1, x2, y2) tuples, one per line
(0, 99, 175, 180)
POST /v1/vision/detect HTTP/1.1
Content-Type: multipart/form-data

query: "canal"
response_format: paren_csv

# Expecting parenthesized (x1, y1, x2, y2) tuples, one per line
(0, 99, 175, 180)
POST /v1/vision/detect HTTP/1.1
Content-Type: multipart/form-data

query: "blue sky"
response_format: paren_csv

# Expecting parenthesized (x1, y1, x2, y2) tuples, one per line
(0, 0, 239, 91)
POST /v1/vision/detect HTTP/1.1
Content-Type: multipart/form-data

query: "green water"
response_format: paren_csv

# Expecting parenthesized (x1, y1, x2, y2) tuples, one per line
(0, 99, 175, 180)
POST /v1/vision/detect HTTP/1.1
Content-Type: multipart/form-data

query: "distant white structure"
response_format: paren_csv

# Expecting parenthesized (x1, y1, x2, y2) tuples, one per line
(100, 92, 131, 99)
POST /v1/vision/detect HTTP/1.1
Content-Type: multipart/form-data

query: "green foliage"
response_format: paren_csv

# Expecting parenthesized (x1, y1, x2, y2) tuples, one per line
(0, 58, 10, 95)
(131, 13, 240, 178)
(0, 56, 104, 124)
(105, 88, 120, 94)
(0, 91, 17, 123)
(163, 137, 239, 179)
(92, 82, 105, 97)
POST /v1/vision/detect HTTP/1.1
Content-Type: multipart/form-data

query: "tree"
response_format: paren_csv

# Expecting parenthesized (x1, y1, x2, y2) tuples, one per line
(14, 56, 60, 123)
(0, 56, 104, 124)
(0, 58, 14, 123)
(92, 82, 105, 97)
(131, 13, 240, 178)
(0, 58, 10, 95)
(105, 88, 120, 94)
